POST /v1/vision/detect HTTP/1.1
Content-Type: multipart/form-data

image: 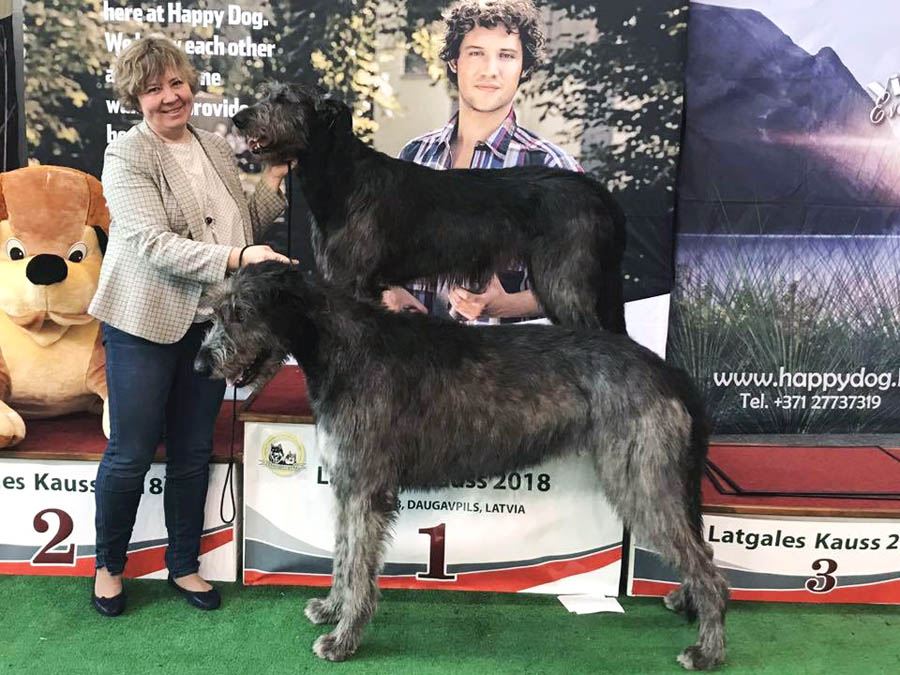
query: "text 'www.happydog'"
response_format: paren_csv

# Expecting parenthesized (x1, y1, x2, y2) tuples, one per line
(713, 367, 899, 392)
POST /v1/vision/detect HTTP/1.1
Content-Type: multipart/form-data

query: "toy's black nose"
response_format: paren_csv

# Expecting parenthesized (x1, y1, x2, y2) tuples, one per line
(26, 254, 68, 285)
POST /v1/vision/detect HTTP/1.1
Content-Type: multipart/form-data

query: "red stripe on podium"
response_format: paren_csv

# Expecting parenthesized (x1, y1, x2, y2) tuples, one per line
(245, 546, 622, 591)
(631, 577, 900, 604)
(0, 528, 233, 578)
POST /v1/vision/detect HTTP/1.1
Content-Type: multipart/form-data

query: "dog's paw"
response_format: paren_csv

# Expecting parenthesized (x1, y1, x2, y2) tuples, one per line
(677, 645, 724, 671)
(313, 633, 357, 662)
(664, 588, 699, 622)
(664, 588, 685, 612)
(0, 408, 26, 448)
(305, 598, 341, 625)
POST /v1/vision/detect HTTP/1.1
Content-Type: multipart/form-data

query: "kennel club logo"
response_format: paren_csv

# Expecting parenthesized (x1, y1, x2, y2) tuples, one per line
(260, 433, 306, 477)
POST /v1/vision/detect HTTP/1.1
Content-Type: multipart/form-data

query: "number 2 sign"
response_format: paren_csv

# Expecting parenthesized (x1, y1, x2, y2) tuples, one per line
(31, 508, 76, 566)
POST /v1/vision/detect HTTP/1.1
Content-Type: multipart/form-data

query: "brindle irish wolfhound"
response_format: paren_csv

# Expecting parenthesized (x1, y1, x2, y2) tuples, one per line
(195, 262, 728, 669)
(231, 83, 627, 332)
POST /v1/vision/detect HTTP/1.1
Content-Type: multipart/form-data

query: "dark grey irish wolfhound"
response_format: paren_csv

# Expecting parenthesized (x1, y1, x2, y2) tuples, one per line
(231, 83, 627, 333)
(195, 262, 728, 669)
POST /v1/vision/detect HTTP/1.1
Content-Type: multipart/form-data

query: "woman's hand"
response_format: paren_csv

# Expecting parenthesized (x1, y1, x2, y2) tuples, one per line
(261, 162, 294, 193)
(227, 244, 295, 270)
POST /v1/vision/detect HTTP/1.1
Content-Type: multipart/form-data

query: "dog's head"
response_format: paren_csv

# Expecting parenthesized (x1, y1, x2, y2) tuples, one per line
(195, 261, 311, 389)
(231, 83, 353, 163)
(268, 443, 285, 464)
(0, 166, 109, 345)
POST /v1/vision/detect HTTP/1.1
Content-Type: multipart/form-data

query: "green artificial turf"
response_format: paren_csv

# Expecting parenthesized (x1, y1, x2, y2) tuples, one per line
(0, 576, 897, 674)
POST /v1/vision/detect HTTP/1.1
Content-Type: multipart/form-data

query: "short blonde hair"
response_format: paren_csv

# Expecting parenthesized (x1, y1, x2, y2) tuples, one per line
(114, 35, 199, 112)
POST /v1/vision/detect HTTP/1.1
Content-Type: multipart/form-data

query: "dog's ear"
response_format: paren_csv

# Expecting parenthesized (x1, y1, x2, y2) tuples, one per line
(252, 260, 307, 307)
(315, 97, 353, 137)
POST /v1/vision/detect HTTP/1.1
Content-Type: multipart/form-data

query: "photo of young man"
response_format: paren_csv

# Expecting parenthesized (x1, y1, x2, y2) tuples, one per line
(382, 0, 582, 324)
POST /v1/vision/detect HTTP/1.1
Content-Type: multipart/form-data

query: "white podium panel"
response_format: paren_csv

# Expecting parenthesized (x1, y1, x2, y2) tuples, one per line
(629, 513, 900, 604)
(243, 422, 623, 594)
(0, 458, 237, 581)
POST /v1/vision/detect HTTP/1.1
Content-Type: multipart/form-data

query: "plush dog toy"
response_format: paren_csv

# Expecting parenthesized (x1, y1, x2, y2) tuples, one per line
(0, 166, 110, 447)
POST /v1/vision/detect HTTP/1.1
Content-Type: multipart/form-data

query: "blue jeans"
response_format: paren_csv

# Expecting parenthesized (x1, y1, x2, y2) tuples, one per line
(94, 322, 226, 577)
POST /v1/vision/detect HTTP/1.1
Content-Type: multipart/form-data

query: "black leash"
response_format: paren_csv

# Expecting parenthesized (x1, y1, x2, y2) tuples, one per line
(286, 165, 293, 260)
(219, 384, 238, 524)
(220, 163, 294, 525)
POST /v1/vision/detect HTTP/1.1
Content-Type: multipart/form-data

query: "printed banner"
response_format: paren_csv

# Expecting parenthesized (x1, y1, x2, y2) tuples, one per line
(0, 458, 237, 581)
(25, 1, 278, 180)
(629, 514, 900, 604)
(243, 422, 623, 594)
(669, 1, 900, 433)
(22, 0, 685, 299)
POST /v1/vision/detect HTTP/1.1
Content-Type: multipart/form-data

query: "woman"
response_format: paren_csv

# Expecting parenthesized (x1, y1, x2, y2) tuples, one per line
(88, 35, 291, 615)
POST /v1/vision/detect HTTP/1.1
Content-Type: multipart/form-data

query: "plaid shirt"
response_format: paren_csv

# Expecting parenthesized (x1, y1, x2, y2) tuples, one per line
(398, 108, 583, 323)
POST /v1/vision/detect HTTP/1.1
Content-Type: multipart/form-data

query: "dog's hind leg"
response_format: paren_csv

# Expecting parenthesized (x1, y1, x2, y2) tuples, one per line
(305, 497, 350, 625)
(529, 236, 625, 332)
(663, 585, 695, 619)
(662, 494, 703, 621)
(636, 502, 728, 671)
(312, 485, 397, 661)
(610, 409, 726, 670)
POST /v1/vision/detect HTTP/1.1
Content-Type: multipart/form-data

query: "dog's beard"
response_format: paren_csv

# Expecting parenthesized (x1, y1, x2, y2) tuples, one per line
(237, 112, 307, 162)
(230, 348, 281, 388)
(197, 325, 286, 389)
(246, 135, 270, 154)
(255, 146, 300, 165)
(251, 136, 304, 164)
(227, 336, 290, 389)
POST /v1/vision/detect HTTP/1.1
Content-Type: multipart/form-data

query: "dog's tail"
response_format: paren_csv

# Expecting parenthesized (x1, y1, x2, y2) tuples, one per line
(594, 185, 628, 333)
(681, 372, 712, 624)
(685, 386, 710, 540)
(665, 365, 710, 540)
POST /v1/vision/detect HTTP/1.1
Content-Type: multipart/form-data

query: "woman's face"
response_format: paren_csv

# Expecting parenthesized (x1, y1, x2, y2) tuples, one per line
(138, 68, 194, 140)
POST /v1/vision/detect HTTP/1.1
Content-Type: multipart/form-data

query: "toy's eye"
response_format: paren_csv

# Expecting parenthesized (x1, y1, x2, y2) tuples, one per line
(67, 242, 88, 263)
(5, 238, 26, 261)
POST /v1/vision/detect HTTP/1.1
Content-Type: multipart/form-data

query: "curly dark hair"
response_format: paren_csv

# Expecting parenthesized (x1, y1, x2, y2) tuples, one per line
(439, 0, 546, 86)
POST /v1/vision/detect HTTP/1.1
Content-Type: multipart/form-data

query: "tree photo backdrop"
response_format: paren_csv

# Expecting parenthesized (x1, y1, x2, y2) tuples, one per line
(23, 0, 688, 303)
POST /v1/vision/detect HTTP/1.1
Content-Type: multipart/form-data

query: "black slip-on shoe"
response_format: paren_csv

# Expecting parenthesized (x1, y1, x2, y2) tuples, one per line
(168, 575, 221, 610)
(91, 585, 126, 617)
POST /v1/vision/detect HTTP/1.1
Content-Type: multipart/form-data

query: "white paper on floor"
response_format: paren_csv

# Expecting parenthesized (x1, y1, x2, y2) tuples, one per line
(557, 595, 625, 614)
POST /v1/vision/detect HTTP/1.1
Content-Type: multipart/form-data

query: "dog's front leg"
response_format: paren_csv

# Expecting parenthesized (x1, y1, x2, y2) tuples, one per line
(312, 486, 396, 661)
(305, 495, 349, 625)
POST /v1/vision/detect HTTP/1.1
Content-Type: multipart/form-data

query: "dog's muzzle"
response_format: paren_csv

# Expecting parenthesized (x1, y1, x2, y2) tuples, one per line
(193, 349, 214, 377)
(232, 108, 251, 130)
(232, 348, 273, 388)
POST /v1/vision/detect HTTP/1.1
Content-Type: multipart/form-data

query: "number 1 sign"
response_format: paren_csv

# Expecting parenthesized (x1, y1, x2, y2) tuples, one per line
(243, 422, 624, 594)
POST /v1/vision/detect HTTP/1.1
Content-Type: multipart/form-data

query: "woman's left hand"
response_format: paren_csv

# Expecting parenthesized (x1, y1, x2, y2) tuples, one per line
(261, 162, 294, 193)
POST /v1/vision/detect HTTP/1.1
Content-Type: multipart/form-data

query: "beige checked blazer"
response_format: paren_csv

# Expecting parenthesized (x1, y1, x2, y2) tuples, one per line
(89, 121, 284, 343)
